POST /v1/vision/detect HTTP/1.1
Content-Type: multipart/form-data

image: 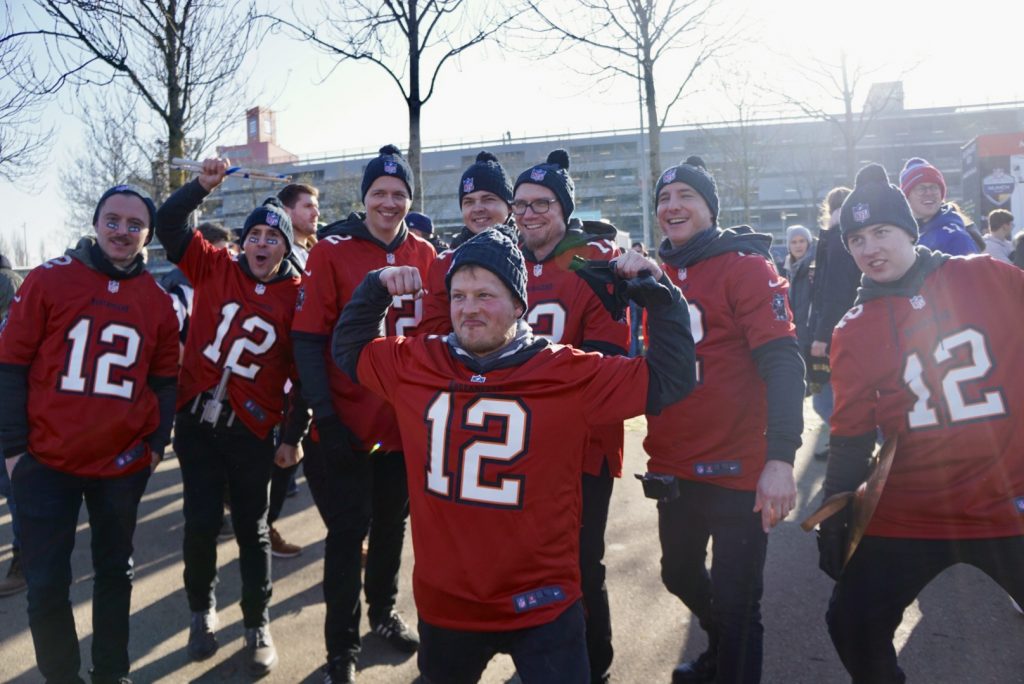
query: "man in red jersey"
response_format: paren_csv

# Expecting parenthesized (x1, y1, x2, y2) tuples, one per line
(292, 145, 436, 683)
(512, 148, 629, 684)
(156, 158, 307, 676)
(419, 150, 516, 336)
(0, 185, 179, 684)
(644, 156, 805, 684)
(819, 163, 1024, 684)
(331, 227, 695, 684)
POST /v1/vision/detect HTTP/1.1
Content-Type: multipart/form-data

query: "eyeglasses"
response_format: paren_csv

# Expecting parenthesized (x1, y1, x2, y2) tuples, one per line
(511, 198, 557, 215)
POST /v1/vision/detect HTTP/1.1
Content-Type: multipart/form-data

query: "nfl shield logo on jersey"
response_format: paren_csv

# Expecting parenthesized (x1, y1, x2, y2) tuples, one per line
(530, 168, 546, 182)
(533, 263, 543, 277)
(107, 280, 120, 294)
(852, 203, 871, 223)
(255, 283, 266, 295)
(463, 177, 474, 193)
(677, 268, 687, 281)
(909, 295, 926, 310)
(384, 160, 398, 174)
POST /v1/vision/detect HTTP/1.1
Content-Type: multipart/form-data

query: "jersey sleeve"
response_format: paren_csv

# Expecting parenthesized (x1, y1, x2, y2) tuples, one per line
(0, 269, 48, 366)
(576, 351, 649, 425)
(354, 336, 404, 404)
(292, 241, 343, 335)
(829, 309, 877, 438)
(176, 231, 232, 288)
(729, 256, 797, 350)
(418, 254, 453, 336)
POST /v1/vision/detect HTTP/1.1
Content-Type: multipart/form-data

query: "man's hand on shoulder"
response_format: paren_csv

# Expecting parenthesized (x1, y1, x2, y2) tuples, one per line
(379, 266, 425, 299)
(611, 251, 663, 281)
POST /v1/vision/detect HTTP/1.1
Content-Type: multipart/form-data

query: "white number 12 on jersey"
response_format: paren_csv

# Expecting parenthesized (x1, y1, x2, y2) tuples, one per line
(425, 392, 529, 509)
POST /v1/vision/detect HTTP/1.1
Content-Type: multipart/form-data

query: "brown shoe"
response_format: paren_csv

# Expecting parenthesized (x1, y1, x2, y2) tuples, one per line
(270, 527, 301, 558)
(0, 552, 27, 597)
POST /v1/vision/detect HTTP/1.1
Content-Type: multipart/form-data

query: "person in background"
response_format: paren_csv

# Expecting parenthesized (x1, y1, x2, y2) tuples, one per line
(0, 253, 25, 598)
(984, 209, 1014, 264)
(806, 187, 855, 461)
(899, 158, 978, 256)
(406, 211, 449, 253)
(782, 225, 815, 356)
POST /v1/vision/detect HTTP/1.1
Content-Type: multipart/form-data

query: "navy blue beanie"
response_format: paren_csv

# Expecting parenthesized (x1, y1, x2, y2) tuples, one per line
(514, 149, 575, 221)
(242, 197, 294, 253)
(655, 156, 719, 223)
(460, 150, 514, 205)
(446, 227, 528, 312)
(405, 211, 433, 236)
(840, 163, 918, 248)
(93, 184, 158, 245)
(361, 144, 414, 201)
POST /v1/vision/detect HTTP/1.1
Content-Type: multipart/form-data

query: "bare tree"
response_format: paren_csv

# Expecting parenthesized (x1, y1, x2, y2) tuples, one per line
(764, 51, 907, 183)
(274, 1, 514, 209)
(25, 0, 259, 190)
(0, 1, 55, 182)
(59, 95, 164, 242)
(699, 71, 776, 226)
(0, 227, 32, 269)
(525, 0, 736, 195)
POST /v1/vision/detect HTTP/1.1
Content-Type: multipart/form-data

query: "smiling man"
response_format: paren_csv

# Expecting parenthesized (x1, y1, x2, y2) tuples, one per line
(331, 228, 695, 683)
(155, 158, 307, 676)
(643, 156, 805, 684)
(419, 150, 516, 335)
(0, 184, 179, 684)
(292, 144, 435, 683)
(819, 163, 1024, 684)
(899, 158, 978, 256)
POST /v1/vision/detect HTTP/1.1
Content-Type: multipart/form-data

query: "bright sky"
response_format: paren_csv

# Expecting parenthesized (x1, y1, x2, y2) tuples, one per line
(2, 0, 1021, 264)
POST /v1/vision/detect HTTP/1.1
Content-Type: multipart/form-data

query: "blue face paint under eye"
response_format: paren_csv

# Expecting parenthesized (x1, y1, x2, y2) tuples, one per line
(128, 226, 142, 233)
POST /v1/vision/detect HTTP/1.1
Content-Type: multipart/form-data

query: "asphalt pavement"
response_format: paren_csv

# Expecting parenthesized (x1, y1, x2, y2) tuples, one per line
(1, 402, 1022, 683)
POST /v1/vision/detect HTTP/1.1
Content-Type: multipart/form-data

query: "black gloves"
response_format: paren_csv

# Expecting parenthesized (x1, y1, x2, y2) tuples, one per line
(314, 415, 364, 470)
(624, 273, 674, 309)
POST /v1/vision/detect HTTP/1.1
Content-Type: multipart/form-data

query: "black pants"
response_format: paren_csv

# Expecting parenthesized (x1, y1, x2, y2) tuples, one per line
(174, 409, 275, 628)
(13, 452, 150, 683)
(658, 480, 767, 684)
(302, 441, 409, 661)
(827, 535, 1024, 684)
(580, 464, 614, 683)
(418, 600, 590, 684)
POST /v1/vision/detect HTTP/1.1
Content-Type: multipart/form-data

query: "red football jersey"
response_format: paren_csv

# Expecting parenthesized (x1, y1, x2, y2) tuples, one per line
(830, 257, 1024, 539)
(418, 248, 455, 336)
(176, 234, 300, 438)
(292, 231, 436, 451)
(644, 251, 796, 491)
(0, 255, 178, 477)
(356, 335, 649, 631)
(525, 238, 630, 476)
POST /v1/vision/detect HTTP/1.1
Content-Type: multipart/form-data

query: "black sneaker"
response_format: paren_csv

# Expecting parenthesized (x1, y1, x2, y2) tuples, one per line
(187, 609, 219, 661)
(323, 656, 356, 683)
(672, 650, 717, 683)
(370, 609, 419, 653)
(245, 625, 278, 676)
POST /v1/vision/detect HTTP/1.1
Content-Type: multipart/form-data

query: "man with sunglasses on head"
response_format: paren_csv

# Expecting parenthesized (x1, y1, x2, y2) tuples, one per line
(0, 185, 179, 684)
(155, 158, 308, 677)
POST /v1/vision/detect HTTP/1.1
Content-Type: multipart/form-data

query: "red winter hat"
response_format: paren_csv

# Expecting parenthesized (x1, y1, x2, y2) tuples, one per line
(899, 157, 946, 199)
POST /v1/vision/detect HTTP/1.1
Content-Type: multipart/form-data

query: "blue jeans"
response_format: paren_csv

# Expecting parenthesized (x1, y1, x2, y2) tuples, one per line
(658, 480, 768, 684)
(0, 456, 19, 552)
(827, 535, 1024, 684)
(812, 381, 834, 423)
(418, 600, 590, 684)
(12, 453, 150, 683)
